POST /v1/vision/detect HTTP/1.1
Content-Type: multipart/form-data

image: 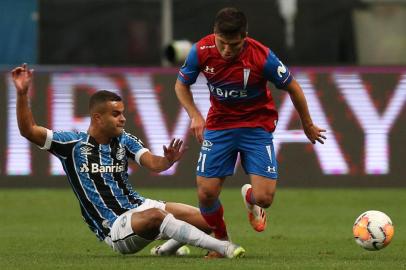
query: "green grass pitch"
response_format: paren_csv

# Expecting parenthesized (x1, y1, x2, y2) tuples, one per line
(0, 188, 405, 269)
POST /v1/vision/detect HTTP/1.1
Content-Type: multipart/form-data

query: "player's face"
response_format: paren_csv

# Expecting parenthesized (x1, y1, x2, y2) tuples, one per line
(99, 101, 126, 137)
(215, 33, 246, 61)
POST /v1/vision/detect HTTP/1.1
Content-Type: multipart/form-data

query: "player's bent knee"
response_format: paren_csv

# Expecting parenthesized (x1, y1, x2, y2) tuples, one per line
(197, 188, 218, 204)
(135, 208, 167, 229)
(255, 194, 274, 208)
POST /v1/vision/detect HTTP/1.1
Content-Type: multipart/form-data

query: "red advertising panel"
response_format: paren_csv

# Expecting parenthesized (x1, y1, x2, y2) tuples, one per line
(0, 67, 405, 187)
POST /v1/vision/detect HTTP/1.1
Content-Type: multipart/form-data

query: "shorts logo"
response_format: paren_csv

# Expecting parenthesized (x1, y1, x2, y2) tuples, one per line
(116, 147, 125, 160)
(202, 140, 213, 151)
(120, 216, 127, 228)
(267, 166, 276, 173)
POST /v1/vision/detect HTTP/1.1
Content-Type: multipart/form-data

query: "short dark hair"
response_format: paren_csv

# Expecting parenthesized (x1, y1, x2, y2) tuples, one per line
(89, 90, 122, 112)
(214, 7, 247, 37)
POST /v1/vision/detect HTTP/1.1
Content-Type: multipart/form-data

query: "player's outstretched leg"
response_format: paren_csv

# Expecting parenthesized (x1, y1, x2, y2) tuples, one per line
(241, 184, 267, 232)
(160, 213, 245, 258)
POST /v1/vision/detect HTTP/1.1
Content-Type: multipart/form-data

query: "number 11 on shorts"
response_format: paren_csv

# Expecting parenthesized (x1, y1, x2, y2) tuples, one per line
(197, 152, 207, 172)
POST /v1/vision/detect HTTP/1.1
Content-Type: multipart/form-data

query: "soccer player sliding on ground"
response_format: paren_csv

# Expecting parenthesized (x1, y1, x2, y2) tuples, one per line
(11, 63, 245, 259)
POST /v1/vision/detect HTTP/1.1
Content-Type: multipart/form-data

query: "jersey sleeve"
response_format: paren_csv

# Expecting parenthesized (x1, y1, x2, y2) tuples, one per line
(40, 129, 82, 157)
(177, 43, 200, 85)
(263, 50, 293, 89)
(123, 132, 149, 166)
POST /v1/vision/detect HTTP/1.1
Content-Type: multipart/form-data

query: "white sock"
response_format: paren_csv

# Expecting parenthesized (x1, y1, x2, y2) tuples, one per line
(156, 239, 184, 255)
(160, 214, 229, 255)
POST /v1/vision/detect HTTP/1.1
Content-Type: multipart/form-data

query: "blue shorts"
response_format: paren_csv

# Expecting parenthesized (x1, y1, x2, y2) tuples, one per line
(196, 127, 278, 179)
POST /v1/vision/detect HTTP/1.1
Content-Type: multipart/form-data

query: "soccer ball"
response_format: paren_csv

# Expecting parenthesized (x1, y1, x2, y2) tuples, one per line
(352, 210, 394, 251)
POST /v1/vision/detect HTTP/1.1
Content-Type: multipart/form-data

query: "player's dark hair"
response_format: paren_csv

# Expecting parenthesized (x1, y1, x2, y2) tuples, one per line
(89, 90, 122, 112)
(214, 7, 247, 37)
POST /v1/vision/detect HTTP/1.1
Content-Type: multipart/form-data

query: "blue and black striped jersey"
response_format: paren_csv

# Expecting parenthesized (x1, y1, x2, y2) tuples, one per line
(41, 129, 149, 240)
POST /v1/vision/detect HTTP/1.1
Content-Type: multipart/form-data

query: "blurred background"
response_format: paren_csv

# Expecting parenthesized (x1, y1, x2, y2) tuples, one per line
(1, 0, 406, 66)
(0, 0, 405, 188)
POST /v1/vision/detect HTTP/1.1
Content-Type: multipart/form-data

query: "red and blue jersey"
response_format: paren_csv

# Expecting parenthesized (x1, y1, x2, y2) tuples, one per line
(178, 34, 292, 132)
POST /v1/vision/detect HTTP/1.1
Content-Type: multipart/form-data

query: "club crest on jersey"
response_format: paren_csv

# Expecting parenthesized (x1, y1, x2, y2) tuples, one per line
(204, 66, 215, 74)
(116, 147, 125, 160)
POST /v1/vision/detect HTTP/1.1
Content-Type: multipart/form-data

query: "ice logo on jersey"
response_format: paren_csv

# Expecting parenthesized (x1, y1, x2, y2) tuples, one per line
(277, 61, 287, 78)
(208, 83, 248, 99)
(204, 66, 215, 74)
(116, 147, 125, 160)
(201, 140, 213, 151)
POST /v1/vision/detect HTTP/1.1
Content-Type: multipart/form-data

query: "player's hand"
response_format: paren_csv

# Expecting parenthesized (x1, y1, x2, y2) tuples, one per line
(163, 138, 188, 165)
(190, 114, 206, 144)
(11, 63, 34, 95)
(303, 124, 326, 144)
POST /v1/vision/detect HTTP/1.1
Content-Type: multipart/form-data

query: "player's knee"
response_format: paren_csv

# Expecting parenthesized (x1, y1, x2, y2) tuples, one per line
(197, 187, 218, 204)
(255, 193, 274, 208)
(141, 208, 167, 228)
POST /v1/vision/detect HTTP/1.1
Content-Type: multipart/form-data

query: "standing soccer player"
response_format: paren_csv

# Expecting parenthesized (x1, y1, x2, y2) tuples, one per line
(175, 7, 326, 250)
(11, 63, 245, 258)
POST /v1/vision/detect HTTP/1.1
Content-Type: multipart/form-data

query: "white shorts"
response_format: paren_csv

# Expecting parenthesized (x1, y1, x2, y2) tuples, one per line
(108, 198, 166, 254)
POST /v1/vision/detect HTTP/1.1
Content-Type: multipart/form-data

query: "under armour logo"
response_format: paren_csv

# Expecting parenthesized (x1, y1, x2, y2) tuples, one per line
(204, 66, 215, 74)
(267, 166, 276, 173)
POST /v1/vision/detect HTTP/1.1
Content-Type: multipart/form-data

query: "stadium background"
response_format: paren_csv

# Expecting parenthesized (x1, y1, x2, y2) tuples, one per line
(0, 0, 405, 189)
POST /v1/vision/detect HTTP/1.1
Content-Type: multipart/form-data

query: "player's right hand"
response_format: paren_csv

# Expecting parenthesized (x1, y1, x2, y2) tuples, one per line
(11, 63, 34, 95)
(190, 114, 206, 144)
(304, 123, 326, 144)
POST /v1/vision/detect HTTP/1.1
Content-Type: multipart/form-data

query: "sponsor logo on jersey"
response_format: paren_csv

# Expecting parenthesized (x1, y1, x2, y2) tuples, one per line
(102, 219, 110, 229)
(208, 83, 248, 99)
(80, 146, 93, 156)
(79, 163, 125, 173)
(204, 66, 215, 74)
(200, 45, 215, 50)
(277, 61, 287, 78)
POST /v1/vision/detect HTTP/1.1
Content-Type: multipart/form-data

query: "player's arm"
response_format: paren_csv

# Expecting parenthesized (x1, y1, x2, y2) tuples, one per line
(283, 79, 326, 144)
(175, 79, 205, 143)
(11, 64, 47, 147)
(140, 139, 187, 173)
